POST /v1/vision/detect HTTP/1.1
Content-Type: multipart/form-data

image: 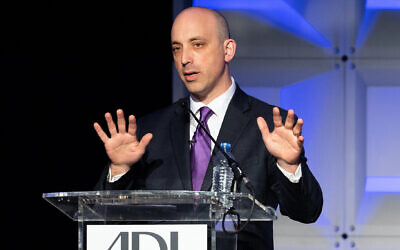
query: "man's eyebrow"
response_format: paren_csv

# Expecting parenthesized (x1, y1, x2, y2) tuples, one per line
(189, 36, 207, 42)
(171, 36, 208, 45)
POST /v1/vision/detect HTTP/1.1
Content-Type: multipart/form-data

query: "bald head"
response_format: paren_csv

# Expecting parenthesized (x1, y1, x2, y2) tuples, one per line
(173, 7, 230, 43)
(171, 6, 236, 104)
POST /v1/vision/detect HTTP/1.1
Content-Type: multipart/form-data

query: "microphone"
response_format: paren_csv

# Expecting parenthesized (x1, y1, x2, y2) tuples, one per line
(181, 99, 256, 234)
(180, 100, 252, 192)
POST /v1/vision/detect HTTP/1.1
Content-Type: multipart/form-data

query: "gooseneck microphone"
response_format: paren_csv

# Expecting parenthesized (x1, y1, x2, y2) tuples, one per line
(180, 100, 249, 191)
(180, 99, 256, 234)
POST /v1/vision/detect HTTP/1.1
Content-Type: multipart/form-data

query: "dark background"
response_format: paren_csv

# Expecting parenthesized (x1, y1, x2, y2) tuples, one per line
(2, 1, 173, 249)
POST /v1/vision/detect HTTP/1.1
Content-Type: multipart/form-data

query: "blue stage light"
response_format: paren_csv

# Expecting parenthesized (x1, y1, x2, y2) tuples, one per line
(193, 0, 332, 47)
(367, 0, 400, 9)
(355, 10, 378, 48)
(356, 0, 400, 47)
(365, 177, 400, 192)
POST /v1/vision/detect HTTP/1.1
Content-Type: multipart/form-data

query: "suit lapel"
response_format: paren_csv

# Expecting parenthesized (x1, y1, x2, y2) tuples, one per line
(170, 98, 192, 190)
(201, 87, 251, 191)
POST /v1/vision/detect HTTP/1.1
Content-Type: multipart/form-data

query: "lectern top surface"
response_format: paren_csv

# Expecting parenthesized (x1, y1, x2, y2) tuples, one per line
(43, 190, 277, 222)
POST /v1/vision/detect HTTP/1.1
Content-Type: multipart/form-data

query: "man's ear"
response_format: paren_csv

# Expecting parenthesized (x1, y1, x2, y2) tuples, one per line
(224, 39, 236, 63)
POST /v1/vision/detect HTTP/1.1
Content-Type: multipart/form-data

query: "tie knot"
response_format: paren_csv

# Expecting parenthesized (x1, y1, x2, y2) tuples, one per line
(199, 106, 213, 124)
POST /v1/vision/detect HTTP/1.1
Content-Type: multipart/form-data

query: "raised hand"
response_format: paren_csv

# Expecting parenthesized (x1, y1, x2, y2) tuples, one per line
(93, 109, 153, 177)
(257, 107, 304, 174)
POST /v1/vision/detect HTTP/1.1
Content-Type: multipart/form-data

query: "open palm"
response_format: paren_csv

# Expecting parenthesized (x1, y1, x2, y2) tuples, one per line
(257, 107, 304, 172)
(94, 109, 152, 175)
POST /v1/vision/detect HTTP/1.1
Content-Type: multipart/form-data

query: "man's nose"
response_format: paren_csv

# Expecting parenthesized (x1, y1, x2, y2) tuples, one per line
(181, 48, 193, 66)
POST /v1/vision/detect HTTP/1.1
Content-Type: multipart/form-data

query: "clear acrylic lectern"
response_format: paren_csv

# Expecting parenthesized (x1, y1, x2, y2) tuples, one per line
(43, 190, 277, 250)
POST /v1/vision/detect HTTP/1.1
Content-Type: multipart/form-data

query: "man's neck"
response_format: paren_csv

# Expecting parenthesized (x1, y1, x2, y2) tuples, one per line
(191, 76, 233, 105)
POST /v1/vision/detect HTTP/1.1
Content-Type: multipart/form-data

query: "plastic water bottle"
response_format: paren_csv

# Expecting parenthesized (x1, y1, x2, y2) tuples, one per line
(211, 142, 235, 194)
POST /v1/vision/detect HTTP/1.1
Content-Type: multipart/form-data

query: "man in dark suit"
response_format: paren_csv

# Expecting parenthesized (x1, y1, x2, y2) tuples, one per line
(94, 7, 323, 250)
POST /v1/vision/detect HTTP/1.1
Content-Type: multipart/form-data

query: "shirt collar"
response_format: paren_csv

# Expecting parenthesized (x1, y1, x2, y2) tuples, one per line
(190, 77, 237, 117)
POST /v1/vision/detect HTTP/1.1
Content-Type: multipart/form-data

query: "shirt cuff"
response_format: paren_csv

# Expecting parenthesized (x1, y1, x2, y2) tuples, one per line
(276, 162, 302, 183)
(107, 167, 126, 183)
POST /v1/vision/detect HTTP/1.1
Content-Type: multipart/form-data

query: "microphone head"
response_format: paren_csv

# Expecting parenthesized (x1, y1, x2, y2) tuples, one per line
(180, 99, 188, 109)
(178, 98, 190, 122)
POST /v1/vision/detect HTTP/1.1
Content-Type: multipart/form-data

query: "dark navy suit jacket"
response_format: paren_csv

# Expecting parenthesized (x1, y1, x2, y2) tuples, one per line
(95, 86, 323, 250)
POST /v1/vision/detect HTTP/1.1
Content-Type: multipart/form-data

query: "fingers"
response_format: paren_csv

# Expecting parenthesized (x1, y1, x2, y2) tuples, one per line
(297, 135, 304, 148)
(127, 115, 137, 137)
(257, 117, 270, 138)
(117, 109, 126, 133)
(293, 118, 303, 137)
(285, 109, 295, 129)
(99, 109, 135, 138)
(273, 107, 283, 128)
(105, 112, 117, 136)
(93, 122, 109, 143)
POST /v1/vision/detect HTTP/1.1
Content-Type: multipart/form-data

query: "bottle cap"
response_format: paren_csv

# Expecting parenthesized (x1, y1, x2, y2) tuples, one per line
(220, 142, 231, 150)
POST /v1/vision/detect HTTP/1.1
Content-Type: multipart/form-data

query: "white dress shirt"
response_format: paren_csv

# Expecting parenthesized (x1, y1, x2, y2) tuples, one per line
(189, 77, 302, 183)
(109, 77, 302, 183)
(189, 77, 237, 152)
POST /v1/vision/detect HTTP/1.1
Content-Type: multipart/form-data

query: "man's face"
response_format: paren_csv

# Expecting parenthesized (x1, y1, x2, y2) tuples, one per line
(171, 10, 227, 100)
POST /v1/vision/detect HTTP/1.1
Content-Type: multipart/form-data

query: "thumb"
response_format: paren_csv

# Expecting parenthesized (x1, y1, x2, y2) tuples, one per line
(138, 133, 153, 150)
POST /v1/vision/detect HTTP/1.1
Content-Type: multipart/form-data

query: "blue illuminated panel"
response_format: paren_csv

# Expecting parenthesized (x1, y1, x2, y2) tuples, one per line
(367, 0, 400, 9)
(193, 0, 331, 47)
(358, 1, 400, 46)
(355, 10, 378, 47)
(366, 87, 400, 193)
(365, 177, 400, 192)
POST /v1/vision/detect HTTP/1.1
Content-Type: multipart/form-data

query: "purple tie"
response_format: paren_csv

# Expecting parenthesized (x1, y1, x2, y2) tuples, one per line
(190, 106, 214, 191)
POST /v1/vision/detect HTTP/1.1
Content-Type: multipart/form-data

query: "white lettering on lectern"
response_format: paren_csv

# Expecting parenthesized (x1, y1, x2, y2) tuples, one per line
(87, 224, 207, 250)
